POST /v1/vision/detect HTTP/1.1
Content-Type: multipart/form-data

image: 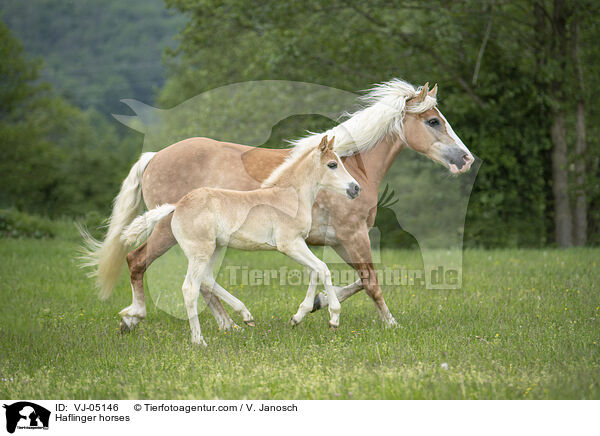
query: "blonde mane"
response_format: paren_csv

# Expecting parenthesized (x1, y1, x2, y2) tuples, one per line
(262, 79, 436, 188)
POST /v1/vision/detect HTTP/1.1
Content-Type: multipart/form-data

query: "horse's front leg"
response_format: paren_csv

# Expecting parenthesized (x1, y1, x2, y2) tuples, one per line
(283, 240, 341, 328)
(311, 243, 365, 313)
(339, 230, 397, 327)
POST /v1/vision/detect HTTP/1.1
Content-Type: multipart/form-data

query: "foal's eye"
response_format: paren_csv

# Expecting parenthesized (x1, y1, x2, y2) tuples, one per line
(427, 118, 441, 127)
(327, 161, 338, 169)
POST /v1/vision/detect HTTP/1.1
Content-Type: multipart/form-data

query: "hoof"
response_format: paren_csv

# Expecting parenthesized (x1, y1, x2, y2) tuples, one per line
(385, 318, 399, 328)
(329, 322, 338, 330)
(290, 317, 299, 327)
(119, 320, 131, 335)
(244, 320, 256, 327)
(192, 338, 208, 347)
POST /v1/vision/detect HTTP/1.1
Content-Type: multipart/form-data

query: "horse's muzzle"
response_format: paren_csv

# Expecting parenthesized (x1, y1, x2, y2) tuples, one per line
(445, 148, 474, 174)
(346, 182, 361, 199)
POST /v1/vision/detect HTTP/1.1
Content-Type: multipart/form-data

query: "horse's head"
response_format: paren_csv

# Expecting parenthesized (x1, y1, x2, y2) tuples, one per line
(317, 135, 361, 199)
(403, 83, 474, 174)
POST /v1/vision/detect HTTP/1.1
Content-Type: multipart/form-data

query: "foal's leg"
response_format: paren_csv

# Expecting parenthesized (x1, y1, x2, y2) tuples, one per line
(120, 215, 235, 332)
(202, 251, 255, 326)
(203, 276, 255, 326)
(283, 240, 341, 328)
(182, 262, 207, 346)
(198, 247, 240, 330)
(291, 270, 318, 326)
(312, 243, 364, 311)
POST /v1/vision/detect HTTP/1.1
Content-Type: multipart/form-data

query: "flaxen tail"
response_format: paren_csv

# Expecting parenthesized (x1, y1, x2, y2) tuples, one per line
(78, 152, 156, 299)
(121, 204, 176, 247)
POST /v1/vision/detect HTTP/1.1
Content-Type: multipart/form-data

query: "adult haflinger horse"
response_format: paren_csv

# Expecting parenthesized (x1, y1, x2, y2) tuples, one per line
(80, 79, 474, 332)
(121, 136, 359, 345)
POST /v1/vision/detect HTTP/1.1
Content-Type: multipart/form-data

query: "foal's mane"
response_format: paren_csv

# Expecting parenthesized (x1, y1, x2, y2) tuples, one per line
(261, 144, 317, 188)
(262, 78, 437, 188)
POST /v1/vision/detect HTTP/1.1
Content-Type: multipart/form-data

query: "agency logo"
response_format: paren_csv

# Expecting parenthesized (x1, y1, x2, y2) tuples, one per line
(2, 402, 50, 433)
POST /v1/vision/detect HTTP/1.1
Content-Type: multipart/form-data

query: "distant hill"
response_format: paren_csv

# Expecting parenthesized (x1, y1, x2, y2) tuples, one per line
(0, 0, 185, 115)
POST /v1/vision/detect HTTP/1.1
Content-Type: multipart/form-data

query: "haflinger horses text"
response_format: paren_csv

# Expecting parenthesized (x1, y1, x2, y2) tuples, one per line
(79, 79, 474, 335)
(121, 136, 360, 345)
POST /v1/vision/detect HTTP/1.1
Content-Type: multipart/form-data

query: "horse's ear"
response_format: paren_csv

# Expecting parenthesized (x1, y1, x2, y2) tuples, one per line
(327, 136, 335, 150)
(428, 83, 438, 98)
(319, 135, 328, 152)
(415, 82, 429, 103)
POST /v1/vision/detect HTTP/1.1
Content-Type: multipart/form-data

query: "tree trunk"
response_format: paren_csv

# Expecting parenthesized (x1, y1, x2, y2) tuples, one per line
(574, 101, 587, 246)
(551, 110, 572, 247)
(573, 18, 587, 246)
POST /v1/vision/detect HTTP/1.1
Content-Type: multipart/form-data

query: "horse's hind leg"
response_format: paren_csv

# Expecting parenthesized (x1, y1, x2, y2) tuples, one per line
(120, 214, 235, 332)
(119, 215, 175, 332)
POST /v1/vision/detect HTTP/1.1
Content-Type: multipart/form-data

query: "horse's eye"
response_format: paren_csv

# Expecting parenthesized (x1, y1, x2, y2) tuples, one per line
(327, 161, 338, 169)
(427, 118, 441, 127)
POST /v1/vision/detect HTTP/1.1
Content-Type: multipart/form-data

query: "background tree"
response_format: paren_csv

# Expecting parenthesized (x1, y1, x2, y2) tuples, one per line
(1, 0, 598, 247)
(0, 21, 139, 218)
(159, 0, 598, 247)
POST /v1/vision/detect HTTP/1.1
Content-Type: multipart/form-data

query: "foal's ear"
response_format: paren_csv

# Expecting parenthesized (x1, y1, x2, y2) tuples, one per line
(318, 135, 328, 152)
(327, 136, 335, 150)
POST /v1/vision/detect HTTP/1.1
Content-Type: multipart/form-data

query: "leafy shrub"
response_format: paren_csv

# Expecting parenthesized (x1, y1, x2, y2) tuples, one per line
(0, 208, 55, 239)
(78, 210, 107, 241)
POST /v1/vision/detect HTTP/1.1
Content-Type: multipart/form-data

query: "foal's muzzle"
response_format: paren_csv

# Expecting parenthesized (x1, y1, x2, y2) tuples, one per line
(346, 182, 361, 199)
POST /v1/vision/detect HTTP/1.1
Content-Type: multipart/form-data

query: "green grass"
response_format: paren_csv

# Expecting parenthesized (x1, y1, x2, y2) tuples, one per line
(0, 233, 599, 399)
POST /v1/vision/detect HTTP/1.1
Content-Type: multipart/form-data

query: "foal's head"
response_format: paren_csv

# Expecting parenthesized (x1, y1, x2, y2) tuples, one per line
(403, 83, 474, 174)
(316, 136, 361, 199)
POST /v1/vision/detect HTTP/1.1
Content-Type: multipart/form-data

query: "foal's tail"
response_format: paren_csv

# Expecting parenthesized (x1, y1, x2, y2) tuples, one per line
(78, 152, 156, 300)
(121, 204, 176, 247)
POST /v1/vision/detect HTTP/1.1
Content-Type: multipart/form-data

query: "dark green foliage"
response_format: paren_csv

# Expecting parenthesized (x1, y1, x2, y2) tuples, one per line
(0, 0, 185, 114)
(0, 21, 140, 219)
(0, 1, 598, 247)
(0, 209, 55, 239)
(160, 0, 599, 247)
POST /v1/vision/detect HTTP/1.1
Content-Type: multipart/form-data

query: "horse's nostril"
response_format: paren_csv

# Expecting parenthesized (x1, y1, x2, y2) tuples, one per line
(347, 183, 361, 199)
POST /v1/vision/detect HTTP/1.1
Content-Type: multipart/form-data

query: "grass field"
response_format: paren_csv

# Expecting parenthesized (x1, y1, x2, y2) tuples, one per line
(1, 230, 599, 399)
